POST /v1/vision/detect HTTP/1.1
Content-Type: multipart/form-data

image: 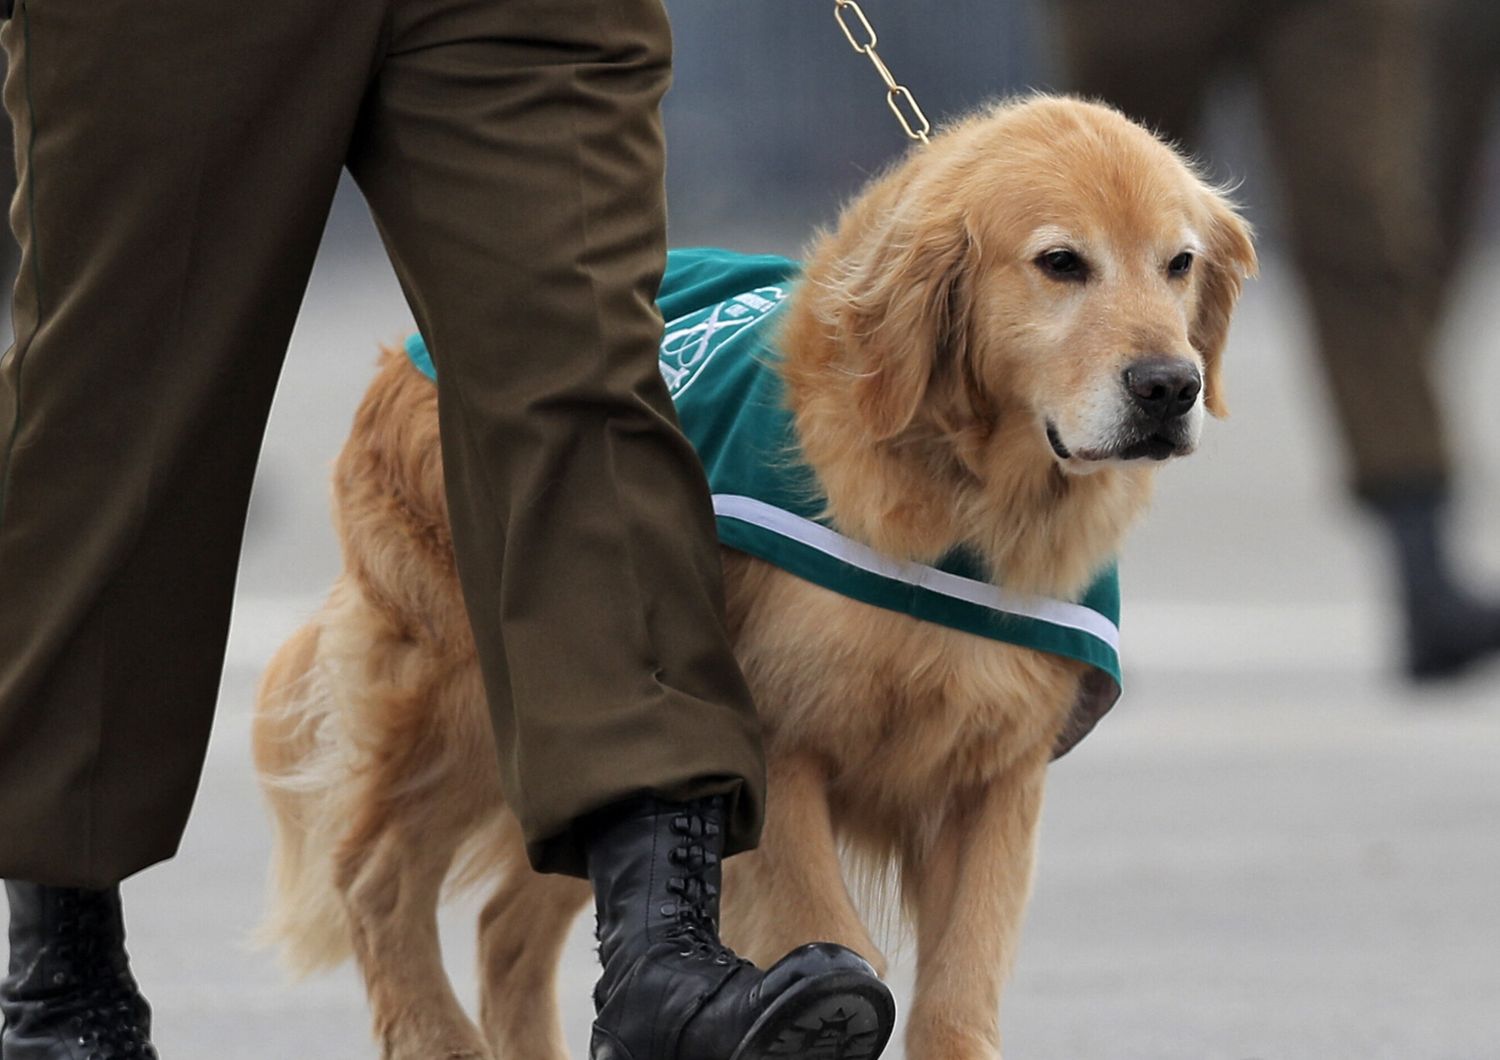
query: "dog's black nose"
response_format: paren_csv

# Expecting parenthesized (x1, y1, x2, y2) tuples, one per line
(1124, 359, 1201, 421)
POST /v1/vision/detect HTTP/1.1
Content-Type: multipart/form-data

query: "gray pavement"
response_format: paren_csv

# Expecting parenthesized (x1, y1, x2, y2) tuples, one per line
(5, 184, 1500, 1058)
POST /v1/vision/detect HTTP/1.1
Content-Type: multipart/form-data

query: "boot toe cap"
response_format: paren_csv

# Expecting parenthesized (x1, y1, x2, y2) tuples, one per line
(762, 942, 880, 992)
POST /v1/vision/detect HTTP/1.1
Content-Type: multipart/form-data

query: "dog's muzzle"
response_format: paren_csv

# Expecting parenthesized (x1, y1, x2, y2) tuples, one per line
(1048, 356, 1203, 464)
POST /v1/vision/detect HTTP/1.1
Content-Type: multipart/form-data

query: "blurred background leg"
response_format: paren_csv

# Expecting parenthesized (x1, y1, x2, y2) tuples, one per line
(1057, 0, 1500, 680)
(1421, 0, 1500, 298)
(1051, 0, 1250, 150)
(1254, 0, 1500, 678)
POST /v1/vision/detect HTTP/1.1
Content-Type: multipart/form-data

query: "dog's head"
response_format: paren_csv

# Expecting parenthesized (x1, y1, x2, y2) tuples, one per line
(816, 96, 1257, 476)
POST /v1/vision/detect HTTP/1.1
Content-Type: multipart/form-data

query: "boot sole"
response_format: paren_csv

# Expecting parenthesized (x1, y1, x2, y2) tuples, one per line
(728, 969, 896, 1060)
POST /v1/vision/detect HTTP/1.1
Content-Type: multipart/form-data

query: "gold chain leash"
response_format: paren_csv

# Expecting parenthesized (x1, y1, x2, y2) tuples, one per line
(833, 0, 932, 146)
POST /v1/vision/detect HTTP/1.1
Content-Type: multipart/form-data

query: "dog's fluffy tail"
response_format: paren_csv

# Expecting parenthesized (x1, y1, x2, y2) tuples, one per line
(250, 611, 358, 976)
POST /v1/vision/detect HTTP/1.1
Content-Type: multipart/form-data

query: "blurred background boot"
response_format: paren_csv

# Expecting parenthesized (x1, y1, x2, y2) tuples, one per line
(1369, 487, 1500, 680)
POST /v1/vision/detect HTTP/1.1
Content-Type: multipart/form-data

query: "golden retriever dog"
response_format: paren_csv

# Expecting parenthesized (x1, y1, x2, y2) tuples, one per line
(253, 95, 1255, 1060)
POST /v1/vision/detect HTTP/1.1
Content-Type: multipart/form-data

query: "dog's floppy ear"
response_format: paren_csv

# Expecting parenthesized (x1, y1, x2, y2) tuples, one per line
(1191, 191, 1257, 418)
(832, 193, 978, 441)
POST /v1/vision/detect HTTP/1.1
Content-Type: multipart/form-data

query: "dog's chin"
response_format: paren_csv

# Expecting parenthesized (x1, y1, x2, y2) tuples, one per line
(1046, 420, 1195, 471)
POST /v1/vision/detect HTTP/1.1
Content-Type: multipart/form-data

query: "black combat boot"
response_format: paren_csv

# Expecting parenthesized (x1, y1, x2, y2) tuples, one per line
(585, 796, 895, 1060)
(1, 882, 158, 1059)
(1370, 487, 1500, 680)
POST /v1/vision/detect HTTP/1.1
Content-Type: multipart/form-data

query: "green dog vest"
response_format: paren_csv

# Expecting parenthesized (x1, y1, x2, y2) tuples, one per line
(405, 248, 1123, 756)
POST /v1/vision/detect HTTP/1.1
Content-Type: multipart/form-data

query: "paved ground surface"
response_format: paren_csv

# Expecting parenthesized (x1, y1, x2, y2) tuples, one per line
(5, 180, 1499, 1059)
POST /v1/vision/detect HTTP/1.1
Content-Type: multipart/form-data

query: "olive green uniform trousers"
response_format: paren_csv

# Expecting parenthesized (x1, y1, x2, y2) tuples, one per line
(1422, 0, 1500, 299)
(0, 0, 766, 888)
(1056, 0, 1453, 501)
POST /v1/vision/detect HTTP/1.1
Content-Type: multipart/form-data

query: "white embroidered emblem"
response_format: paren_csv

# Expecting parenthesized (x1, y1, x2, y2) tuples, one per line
(659, 285, 787, 398)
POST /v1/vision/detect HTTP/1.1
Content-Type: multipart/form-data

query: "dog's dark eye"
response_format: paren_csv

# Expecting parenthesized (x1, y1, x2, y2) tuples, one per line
(1168, 251, 1195, 277)
(1036, 249, 1087, 281)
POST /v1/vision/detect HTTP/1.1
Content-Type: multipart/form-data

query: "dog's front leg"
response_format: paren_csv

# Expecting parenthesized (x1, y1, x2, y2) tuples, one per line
(338, 822, 495, 1060)
(718, 753, 886, 975)
(903, 752, 1050, 1060)
(476, 817, 591, 1060)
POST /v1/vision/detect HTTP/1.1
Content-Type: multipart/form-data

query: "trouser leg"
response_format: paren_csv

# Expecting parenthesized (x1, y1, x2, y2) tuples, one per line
(348, 0, 765, 878)
(1418, 0, 1500, 319)
(0, 0, 382, 886)
(1050, 0, 1254, 152)
(0, 49, 15, 343)
(1254, 0, 1450, 499)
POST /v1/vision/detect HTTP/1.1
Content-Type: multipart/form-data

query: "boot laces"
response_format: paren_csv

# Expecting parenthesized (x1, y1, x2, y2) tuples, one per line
(661, 809, 741, 967)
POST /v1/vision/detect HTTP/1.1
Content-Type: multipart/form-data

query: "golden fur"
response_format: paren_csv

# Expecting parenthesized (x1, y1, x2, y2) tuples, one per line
(253, 96, 1255, 1059)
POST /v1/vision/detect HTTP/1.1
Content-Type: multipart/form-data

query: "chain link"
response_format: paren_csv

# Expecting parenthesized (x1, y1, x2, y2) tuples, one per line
(833, 0, 931, 146)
